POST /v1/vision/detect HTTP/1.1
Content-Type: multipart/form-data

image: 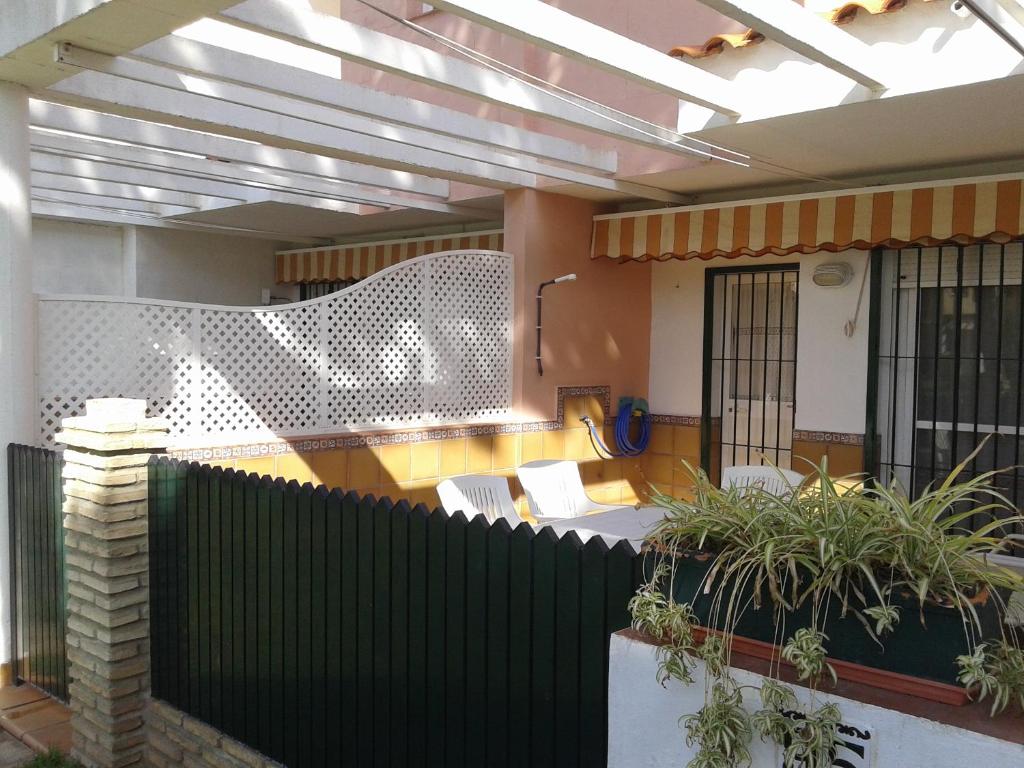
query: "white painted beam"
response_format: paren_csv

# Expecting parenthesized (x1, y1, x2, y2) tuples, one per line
(695, 0, 891, 89)
(54, 45, 685, 202)
(29, 100, 450, 197)
(139, 33, 617, 174)
(996, 0, 1024, 25)
(29, 152, 365, 214)
(48, 69, 540, 191)
(31, 129, 491, 217)
(963, 0, 1024, 56)
(30, 199, 330, 245)
(428, 0, 745, 111)
(220, 0, 723, 152)
(30, 169, 241, 209)
(31, 187, 197, 218)
(0, 0, 242, 88)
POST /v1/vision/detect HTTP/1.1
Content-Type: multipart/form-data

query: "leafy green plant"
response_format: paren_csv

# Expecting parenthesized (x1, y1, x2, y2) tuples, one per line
(630, 566, 699, 686)
(781, 703, 842, 768)
(632, 450, 1024, 768)
(958, 641, 1024, 715)
(682, 681, 751, 768)
(781, 629, 835, 685)
(24, 750, 81, 768)
(751, 680, 798, 744)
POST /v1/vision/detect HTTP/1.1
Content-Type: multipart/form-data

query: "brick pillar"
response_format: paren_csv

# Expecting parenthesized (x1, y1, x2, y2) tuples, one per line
(59, 398, 170, 768)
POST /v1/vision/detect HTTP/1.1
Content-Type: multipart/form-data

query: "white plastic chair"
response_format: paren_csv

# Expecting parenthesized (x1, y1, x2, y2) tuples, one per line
(436, 475, 523, 526)
(516, 459, 621, 521)
(721, 465, 804, 498)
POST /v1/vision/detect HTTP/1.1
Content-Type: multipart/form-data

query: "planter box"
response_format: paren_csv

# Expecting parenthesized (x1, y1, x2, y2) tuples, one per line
(650, 552, 1006, 703)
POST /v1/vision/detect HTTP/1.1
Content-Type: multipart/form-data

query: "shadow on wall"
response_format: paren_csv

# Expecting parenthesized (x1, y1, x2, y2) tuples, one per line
(220, 393, 684, 520)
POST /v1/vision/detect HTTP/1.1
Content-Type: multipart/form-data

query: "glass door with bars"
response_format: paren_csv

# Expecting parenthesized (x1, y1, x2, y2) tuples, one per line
(703, 266, 800, 480)
(874, 243, 1024, 543)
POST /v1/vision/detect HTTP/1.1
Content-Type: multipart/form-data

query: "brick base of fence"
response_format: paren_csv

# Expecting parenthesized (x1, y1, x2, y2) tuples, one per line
(58, 399, 170, 768)
(146, 700, 282, 768)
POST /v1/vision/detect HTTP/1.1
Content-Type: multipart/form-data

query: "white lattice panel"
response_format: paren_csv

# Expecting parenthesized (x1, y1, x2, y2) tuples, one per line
(200, 303, 321, 435)
(37, 250, 514, 444)
(426, 252, 513, 422)
(38, 300, 195, 443)
(324, 259, 427, 428)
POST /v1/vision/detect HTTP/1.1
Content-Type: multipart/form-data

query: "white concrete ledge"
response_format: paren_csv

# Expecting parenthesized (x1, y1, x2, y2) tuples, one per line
(608, 631, 1024, 768)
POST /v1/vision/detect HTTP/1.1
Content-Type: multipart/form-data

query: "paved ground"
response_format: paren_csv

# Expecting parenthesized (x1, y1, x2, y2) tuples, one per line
(0, 686, 71, 761)
(0, 731, 34, 768)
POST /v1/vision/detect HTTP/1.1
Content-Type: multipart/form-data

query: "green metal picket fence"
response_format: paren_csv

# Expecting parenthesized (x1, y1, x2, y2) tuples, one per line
(8, 444, 69, 702)
(148, 458, 644, 768)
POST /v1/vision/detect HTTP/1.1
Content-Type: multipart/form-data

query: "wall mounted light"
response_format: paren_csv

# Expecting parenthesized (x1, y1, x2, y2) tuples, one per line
(812, 262, 853, 287)
(536, 273, 577, 376)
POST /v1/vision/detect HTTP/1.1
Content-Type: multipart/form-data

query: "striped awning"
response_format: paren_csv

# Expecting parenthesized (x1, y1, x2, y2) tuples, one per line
(592, 180, 1024, 263)
(277, 230, 504, 283)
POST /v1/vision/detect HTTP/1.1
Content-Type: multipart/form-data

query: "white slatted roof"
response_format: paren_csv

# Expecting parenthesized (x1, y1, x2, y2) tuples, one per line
(0, 0, 1021, 241)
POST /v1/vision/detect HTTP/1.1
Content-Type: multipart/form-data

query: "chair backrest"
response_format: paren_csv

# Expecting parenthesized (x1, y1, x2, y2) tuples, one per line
(721, 465, 804, 498)
(516, 459, 590, 519)
(437, 475, 521, 526)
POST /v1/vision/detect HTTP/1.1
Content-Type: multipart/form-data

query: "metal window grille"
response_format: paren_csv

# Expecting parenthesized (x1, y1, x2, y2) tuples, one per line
(704, 266, 800, 473)
(874, 242, 1024, 551)
(299, 280, 359, 300)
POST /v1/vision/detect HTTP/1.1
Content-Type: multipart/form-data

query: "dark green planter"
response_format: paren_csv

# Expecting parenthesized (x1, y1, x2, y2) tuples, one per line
(647, 551, 1005, 687)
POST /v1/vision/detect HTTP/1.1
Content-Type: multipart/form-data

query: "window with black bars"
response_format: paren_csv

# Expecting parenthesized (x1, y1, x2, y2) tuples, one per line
(873, 242, 1024, 553)
(704, 266, 799, 473)
(299, 279, 360, 300)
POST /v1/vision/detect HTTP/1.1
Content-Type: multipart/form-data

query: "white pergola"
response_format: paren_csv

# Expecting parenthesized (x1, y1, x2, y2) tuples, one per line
(0, 0, 1023, 660)
(0, 0, 1020, 242)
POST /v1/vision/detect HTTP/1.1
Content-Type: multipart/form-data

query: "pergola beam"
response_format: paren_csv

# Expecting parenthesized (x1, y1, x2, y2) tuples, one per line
(31, 187, 198, 218)
(31, 198, 330, 245)
(54, 44, 685, 202)
(428, 0, 745, 112)
(29, 152, 365, 214)
(29, 100, 450, 197)
(137, 34, 617, 174)
(962, 0, 1024, 56)
(31, 129, 491, 217)
(219, 0, 722, 153)
(49, 69, 541, 190)
(30, 169, 242, 210)
(0, 0, 241, 88)
(694, 0, 891, 90)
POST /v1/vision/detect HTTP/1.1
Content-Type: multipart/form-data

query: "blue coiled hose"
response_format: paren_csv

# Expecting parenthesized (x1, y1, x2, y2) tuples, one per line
(581, 396, 651, 457)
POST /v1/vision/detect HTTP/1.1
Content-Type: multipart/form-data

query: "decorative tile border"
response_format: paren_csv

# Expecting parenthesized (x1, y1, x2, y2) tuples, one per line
(792, 430, 864, 446)
(650, 414, 701, 427)
(170, 385, 612, 463)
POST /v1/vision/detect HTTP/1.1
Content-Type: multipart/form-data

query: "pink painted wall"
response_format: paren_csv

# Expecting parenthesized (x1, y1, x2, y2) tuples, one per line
(338, 0, 744, 188)
(504, 189, 651, 420)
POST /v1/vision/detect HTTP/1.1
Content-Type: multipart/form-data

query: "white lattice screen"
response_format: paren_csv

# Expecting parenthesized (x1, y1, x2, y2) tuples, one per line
(37, 250, 514, 444)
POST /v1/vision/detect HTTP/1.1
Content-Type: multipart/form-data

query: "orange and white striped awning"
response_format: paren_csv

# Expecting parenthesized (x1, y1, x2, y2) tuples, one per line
(277, 230, 504, 283)
(592, 179, 1024, 263)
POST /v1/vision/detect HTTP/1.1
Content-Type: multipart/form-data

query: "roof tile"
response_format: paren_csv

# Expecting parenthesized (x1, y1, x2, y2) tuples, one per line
(669, 0, 934, 59)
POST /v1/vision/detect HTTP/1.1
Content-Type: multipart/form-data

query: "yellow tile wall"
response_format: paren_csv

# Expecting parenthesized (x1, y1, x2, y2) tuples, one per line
(227, 394, 680, 519)
(640, 422, 703, 502)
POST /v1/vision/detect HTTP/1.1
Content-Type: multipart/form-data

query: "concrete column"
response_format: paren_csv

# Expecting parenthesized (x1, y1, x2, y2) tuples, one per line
(121, 225, 137, 298)
(58, 399, 170, 768)
(0, 80, 35, 675)
(502, 188, 652, 420)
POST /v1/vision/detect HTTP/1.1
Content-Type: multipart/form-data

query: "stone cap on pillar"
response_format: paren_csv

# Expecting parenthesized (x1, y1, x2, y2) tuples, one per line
(56, 397, 171, 453)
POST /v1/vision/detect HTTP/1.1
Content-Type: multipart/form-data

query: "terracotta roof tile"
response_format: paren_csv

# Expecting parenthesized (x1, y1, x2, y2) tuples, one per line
(669, 0, 934, 59)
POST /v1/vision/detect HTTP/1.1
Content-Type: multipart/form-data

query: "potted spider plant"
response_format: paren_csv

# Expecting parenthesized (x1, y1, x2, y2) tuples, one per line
(630, 450, 1024, 768)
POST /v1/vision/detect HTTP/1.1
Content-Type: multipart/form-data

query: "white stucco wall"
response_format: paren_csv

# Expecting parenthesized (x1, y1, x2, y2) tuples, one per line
(32, 218, 285, 306)
(648, 251, 871, 435)
(608, 632, 1024, 768)
(136, 228, 281, 306)
(32, 218, 124, 296)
